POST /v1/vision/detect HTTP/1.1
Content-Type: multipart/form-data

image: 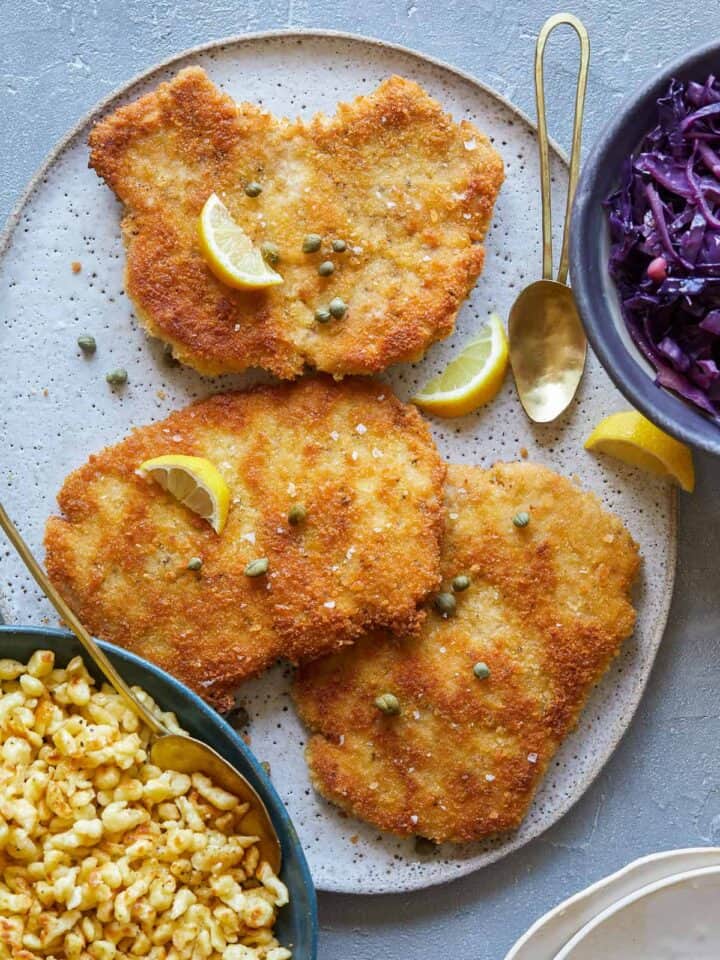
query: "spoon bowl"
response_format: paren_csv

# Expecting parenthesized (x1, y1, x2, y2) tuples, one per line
(151, 734, 280, 871)
(509, 279, 587, 422)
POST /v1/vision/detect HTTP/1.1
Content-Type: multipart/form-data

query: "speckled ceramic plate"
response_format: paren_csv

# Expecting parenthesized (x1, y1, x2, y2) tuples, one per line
(0, 31, 676, 894)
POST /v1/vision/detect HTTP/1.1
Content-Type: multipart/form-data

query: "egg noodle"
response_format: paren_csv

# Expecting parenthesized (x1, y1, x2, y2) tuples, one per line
(0, 650, 291, 960)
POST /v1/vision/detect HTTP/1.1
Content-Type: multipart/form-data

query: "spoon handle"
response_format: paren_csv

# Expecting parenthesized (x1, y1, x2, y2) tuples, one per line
(535, 13, 590, 285)
(0, 502, 166, 737)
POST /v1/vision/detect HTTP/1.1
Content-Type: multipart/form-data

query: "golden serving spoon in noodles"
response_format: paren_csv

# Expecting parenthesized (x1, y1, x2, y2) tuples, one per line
(0, 502, 281, 874)
(509, 13, 590, 422)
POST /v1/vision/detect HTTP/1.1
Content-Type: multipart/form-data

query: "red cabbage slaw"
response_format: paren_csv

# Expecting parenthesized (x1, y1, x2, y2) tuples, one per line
(605, 75, 720, 419)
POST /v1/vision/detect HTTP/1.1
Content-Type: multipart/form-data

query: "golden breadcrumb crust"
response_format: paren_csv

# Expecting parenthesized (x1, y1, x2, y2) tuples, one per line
(44, 378, 446, 710)
(88, 67, 504, 378)
(293, 462, 640, 843)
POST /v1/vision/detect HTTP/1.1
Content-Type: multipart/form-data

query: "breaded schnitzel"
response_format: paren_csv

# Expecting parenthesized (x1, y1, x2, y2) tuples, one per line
(293, 462, 640, 843)
(44, 378, 446, 710)
(88, 67, 504, 378)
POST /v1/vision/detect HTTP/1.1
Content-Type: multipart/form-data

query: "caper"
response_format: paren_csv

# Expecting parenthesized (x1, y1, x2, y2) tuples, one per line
(315, 308, 332, 324)
(328, 297, 347, 319)
(473, 661, 491, 680)
(244, 181, 262, 197)
(512, 511, 530, 528)
(375, 692, 400, 715)
(318, 260, 335, 277)
(331, 239, 347, 253)
(261, 241, 280, 265)
(302, 234, 322, 253)
(105, 368, 128, 385)
(77, 334, 96, 354)
(452, 574, 471, 592)
(288, 503, 307, 525)
(244, 557, 269, 577)
(434, 592, 456, 616)
(187, 557, 203, 571)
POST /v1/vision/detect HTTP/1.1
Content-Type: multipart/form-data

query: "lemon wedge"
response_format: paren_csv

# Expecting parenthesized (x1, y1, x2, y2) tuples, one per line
(137, 454, 231, 533)
(413, 314, 509, 417)
(198, 193, 283, 290)
(585, 411, 695, 492)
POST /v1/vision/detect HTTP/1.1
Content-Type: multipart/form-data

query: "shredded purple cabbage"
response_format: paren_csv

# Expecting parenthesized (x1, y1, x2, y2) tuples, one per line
(605, 75, 720, 419)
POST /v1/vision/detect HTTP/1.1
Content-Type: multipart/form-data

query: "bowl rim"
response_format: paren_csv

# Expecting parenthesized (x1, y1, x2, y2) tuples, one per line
(570, 39, 720, 456)
(553, 863, 720, 959)
(504, 846, 720, 960)
(0, 623, 318, 958)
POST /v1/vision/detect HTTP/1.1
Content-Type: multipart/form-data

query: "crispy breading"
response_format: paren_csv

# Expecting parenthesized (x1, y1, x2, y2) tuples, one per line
(44, 378, 446, 710)
(88, 67, 504, 378)
(293, 462, 640, 844)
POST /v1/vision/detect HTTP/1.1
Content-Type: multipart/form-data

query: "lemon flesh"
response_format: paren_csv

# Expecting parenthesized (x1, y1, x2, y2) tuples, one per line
(137, 454, 231, 533)
(413, 314, 509, 417)
(198, 193, 283, 290)
(585, 411, 695, 493)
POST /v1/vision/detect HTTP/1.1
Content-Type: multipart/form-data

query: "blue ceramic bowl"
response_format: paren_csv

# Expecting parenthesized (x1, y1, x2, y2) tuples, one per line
(571, 41, 720, 456)
(0, 624, 318, 959)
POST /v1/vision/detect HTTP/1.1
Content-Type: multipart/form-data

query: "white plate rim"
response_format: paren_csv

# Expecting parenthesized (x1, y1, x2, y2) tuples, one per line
(505, 847, 720, 960)
(0, 29, 677, 894)
(555, 863, 720, 959)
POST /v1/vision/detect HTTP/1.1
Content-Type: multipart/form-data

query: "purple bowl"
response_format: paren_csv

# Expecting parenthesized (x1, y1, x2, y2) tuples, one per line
(571, 40, 720, 456)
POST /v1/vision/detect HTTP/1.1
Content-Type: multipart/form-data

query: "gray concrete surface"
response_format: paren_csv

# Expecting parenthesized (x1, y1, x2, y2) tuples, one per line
(2, 2, 719, 958)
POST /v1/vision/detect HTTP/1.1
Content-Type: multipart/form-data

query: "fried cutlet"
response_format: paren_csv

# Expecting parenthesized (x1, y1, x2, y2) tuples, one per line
(293, 462, 640, 844)
(44, 378, 446, 710)
(88, 67, 504, 379)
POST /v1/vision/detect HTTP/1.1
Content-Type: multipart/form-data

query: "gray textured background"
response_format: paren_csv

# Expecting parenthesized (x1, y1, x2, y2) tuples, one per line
(2, 2, 719, 959)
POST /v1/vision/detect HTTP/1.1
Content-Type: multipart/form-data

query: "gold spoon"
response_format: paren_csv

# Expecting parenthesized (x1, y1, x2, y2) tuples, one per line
(0, 501, 282, 874)
(509, 12, 590, 423)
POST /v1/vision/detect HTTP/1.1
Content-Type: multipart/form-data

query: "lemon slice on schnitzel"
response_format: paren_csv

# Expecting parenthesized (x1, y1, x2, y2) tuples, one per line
(198, 193, 283, 290)
(413, 314, 509, 417)
(137, 455, 231, 533)
(585, 411, 695, 492)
